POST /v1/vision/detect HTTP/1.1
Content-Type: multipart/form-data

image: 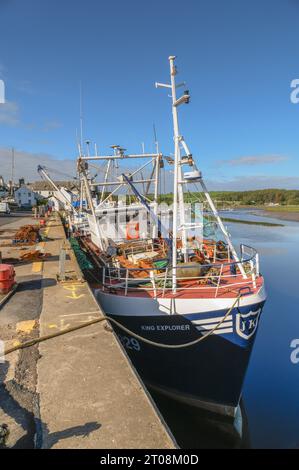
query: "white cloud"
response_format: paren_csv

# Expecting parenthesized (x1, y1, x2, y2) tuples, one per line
(42, 120, 63, 132)
(0, 101, 20, 126)
(206, 175, 299, 191)
(0, 146, 297, 190)
(0, 147, 77, 182)
(218, 155, 288, 167)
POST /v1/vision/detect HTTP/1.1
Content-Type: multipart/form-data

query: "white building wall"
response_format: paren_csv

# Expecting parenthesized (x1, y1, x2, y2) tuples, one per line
(14, 186, 37, 207)
(35, 189, 55, 198)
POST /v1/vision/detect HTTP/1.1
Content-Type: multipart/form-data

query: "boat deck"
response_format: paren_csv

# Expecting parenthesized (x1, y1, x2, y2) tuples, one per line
(103, 267, 263, 299)
(80, 235, 263, 300)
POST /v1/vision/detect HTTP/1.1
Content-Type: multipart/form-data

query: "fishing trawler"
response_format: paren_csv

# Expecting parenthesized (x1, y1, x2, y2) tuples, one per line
(76, 56, 267, 418)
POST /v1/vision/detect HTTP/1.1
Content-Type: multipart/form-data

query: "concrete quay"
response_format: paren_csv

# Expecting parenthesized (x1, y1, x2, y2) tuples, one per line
(0, 212, 175, 449)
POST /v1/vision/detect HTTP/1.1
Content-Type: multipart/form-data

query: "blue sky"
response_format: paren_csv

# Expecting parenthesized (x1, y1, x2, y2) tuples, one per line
(0, 0, 299, 189)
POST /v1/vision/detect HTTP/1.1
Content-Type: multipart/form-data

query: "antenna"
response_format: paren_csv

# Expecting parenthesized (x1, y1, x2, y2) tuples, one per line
(153, 123, 159, 154)
(85, 140, 91, 157)
(79, 81, 84, 151)
(75, 128, 82, 156)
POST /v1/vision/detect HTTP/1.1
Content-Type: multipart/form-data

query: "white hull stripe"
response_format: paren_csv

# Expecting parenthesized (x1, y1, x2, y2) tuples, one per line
(192, 315, 232, 325)
(195, 321, 233, 330)
(195, 326, 233, 335)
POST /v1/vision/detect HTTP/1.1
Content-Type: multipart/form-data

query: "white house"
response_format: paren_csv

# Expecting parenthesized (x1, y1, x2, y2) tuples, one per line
(14, 185, 37, 207)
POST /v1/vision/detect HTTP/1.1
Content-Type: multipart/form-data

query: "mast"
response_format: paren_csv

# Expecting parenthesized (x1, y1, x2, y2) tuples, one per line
(152, 156, 160, 238)
(156, 56, 189, 290)
(79, 81, 84, 152)
(152, 125, 162, 238)
(169, 57, 180, 290)
(156, 56, 246, 280)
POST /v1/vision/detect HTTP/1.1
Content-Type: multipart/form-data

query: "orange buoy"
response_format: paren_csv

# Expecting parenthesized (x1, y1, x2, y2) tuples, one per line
(126, 222, 139, 240)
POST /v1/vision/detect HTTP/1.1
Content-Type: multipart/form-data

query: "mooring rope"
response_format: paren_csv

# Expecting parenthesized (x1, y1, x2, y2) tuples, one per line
(3, 294, 242, 356)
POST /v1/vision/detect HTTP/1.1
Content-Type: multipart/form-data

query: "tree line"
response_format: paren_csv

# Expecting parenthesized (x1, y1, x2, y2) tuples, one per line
(155, 189, 299, 206)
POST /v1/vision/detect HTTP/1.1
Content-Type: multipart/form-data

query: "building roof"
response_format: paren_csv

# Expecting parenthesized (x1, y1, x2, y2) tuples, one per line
(15, 185, 35, 193)
(15, 184, 31, 190)
(29, 180, 79, 191)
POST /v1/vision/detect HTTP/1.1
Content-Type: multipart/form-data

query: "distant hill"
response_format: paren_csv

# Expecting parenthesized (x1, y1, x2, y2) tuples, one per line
(209, 189, 299, 205)
(155, 189, 299, 206)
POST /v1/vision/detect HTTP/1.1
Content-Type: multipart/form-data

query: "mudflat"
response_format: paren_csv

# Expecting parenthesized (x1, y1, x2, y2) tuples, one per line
(261, 210, 299, 222)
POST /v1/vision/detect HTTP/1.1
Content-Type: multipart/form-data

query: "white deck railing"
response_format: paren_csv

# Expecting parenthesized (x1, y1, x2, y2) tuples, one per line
(100, 243, 261, 298)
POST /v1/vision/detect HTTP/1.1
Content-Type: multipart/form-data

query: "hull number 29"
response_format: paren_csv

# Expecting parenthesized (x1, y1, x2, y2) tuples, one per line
(118, 334, 141, 351)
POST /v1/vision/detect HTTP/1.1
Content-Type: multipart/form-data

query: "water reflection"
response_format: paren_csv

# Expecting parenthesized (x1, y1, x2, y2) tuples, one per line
(151, 391, 250, 449)
(214, 210, 299, 448)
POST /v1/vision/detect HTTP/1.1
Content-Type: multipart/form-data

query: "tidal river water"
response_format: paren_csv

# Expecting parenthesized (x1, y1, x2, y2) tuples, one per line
(151, 209, 299, 449)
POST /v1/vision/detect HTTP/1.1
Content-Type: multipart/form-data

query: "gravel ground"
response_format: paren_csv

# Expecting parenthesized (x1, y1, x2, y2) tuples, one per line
(0, 326, 40, 449)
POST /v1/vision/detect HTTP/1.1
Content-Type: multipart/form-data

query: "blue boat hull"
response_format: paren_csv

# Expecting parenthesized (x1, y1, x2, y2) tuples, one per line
(106, 301, 265, 416)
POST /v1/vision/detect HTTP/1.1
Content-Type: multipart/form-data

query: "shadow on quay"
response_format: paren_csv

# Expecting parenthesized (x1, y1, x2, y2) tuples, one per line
(0, 362, 101, 449)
